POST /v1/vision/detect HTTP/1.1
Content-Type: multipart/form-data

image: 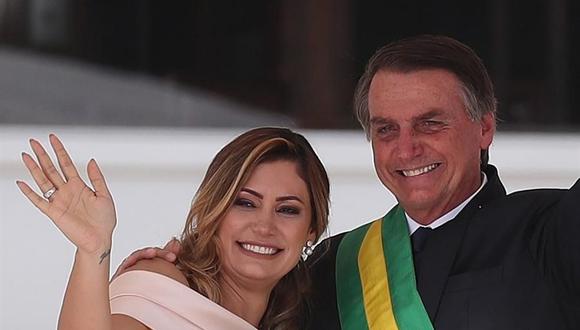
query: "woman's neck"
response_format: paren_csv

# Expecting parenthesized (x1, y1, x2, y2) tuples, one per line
(219, 278, 273, 327)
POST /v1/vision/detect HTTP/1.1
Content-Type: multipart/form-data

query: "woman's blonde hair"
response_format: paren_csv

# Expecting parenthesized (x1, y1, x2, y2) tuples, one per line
(176, 127, 330, 329)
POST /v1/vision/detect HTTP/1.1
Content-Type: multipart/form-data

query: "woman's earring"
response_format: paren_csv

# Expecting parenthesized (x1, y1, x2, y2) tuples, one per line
(302, 240, 314, 260)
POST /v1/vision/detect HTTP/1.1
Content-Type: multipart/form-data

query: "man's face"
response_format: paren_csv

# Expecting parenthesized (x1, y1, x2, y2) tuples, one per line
(368, 69, 495, 224)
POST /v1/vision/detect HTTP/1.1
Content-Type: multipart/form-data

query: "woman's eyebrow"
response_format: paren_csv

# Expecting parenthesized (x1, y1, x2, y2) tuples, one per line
(242, 188, 304, 204)
(241, 188, 263, 199)
(276, 196, 304, 204)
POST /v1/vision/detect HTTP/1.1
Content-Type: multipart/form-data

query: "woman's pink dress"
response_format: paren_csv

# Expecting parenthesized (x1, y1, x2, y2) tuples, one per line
(109, 270, 257, 330)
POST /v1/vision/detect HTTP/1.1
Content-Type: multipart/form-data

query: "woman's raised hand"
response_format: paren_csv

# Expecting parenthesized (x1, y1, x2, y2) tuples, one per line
(17, 134, 116, 256)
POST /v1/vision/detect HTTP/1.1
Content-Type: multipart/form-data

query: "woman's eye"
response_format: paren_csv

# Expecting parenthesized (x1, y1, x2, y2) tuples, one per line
(234, 198, 254, 208)
(278, 206, 300, 215)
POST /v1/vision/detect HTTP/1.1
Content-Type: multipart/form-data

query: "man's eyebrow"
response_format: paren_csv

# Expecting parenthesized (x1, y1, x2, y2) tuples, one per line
(370, 117, 394, 126)
(370, 110, 445, 125)
(415, 109, 445, 121)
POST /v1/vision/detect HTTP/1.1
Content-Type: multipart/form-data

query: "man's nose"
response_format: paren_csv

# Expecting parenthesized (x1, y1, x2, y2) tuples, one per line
(395, 129, 422, 160)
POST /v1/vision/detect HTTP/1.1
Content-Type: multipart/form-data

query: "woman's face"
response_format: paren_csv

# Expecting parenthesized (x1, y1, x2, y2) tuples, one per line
(217, 160, 314, 290)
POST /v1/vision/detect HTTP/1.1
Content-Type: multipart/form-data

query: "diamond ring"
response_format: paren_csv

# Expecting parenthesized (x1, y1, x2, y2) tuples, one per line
(43, 187, 57, 199)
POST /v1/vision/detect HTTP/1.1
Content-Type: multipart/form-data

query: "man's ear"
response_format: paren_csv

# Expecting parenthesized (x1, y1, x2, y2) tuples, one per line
(480, 112, 496, 150)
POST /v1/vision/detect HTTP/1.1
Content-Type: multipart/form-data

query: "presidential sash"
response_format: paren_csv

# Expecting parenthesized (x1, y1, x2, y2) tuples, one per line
(336, 205, 433, 330)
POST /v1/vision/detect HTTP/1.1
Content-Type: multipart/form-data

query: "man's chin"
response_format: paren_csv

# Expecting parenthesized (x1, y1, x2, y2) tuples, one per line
(398, 192, 442, 216)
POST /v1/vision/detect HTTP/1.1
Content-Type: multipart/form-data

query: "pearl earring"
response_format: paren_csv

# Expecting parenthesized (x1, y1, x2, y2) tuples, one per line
(302, 240, 314, 260)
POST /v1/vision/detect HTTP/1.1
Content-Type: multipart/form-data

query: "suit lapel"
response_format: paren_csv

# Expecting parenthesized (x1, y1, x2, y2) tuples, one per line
(416, 208, 471, 320)
(415, 165, 507, 321)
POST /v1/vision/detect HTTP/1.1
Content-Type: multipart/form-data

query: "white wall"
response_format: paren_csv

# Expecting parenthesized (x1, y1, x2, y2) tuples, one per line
(1, 125, 579, 329)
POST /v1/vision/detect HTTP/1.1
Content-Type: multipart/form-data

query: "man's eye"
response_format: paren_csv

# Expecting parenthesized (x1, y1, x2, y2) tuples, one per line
(419, 120, 446, 132)
(376, 125, 395, 135)
(278, 206, 300, 215)
(234, 198, 254, 208)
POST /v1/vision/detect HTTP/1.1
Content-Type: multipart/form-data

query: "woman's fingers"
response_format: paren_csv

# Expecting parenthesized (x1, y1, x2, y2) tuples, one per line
(111, 248, 158, 280)
(87, 159, 111, 198)
(21, 152, 59, 197)
(29, 138, 65, 188)
(126, 248, 176, 269)
(16, 180, 50, 214)
(49, 134, 80, 181)
(163, 238, 182, 256)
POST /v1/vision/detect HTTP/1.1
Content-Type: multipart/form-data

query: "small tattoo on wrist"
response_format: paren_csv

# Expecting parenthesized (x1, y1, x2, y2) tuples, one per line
(99, 249, 111, 265)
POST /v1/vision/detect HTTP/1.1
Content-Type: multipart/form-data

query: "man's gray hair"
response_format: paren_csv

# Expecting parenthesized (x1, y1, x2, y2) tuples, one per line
(353, 35, 497, 167)
(354, 35, 497, 140)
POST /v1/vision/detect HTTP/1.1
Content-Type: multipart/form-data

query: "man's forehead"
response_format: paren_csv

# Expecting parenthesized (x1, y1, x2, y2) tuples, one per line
(369, 68, 462, 93)
(368, 70, 466, 119)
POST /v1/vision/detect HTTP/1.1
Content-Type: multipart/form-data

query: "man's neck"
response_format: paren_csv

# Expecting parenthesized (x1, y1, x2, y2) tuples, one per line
(406, 172, 488, 234)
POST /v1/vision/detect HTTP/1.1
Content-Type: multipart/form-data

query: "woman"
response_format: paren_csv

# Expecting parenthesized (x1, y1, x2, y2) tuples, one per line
(17, 127, 330, 329)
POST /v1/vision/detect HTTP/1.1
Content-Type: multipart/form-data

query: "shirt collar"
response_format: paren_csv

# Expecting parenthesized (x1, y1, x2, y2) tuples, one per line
(406, 172, 488, 235)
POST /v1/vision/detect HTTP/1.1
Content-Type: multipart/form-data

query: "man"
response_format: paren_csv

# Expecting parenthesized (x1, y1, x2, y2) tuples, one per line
(118, 35, 580, 329)
(305, 35, 579, 329)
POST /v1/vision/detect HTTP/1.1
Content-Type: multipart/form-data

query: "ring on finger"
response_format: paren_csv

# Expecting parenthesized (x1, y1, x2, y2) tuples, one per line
(43, 186, 57, 199)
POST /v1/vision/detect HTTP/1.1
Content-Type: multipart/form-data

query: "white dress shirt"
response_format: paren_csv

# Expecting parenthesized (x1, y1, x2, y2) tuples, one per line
(406, 173, 488, 235)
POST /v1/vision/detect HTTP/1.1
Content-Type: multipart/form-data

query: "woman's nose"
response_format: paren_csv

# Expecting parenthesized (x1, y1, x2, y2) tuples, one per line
(251, 211, 276, 235)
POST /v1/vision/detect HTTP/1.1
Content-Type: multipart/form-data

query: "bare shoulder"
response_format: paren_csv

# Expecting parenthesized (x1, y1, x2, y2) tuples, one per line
(123, 258, 189, 286)
(111, 259, 188, 330)
(112, 314, 150, 330)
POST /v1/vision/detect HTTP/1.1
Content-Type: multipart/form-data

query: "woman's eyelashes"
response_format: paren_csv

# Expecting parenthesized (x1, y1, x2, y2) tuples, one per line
(234, 198, 255, 208)
(233, 197, 301, 216)
(277, 205, 300, 216)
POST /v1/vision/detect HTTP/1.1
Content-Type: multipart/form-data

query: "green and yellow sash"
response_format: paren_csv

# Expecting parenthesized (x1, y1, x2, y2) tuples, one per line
(336, 205, 433, 330)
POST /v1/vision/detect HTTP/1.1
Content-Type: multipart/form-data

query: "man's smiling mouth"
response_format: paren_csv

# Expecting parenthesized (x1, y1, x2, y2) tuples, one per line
(397, 163, 441, 177)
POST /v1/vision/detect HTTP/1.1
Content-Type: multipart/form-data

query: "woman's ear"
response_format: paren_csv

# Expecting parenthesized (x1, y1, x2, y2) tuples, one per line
(307, 228, 316, 243)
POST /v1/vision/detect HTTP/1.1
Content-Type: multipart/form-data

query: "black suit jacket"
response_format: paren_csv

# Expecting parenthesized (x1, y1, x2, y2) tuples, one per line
(306, 165, 580, 329)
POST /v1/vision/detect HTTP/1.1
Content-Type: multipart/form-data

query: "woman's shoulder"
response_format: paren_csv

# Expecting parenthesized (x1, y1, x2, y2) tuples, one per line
(122, 258, 189, 287)
(112, 260, 257, 330)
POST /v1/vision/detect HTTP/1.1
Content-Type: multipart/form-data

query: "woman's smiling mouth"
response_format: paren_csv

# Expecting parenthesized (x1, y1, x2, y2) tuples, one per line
(238, 242, 281, 255)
